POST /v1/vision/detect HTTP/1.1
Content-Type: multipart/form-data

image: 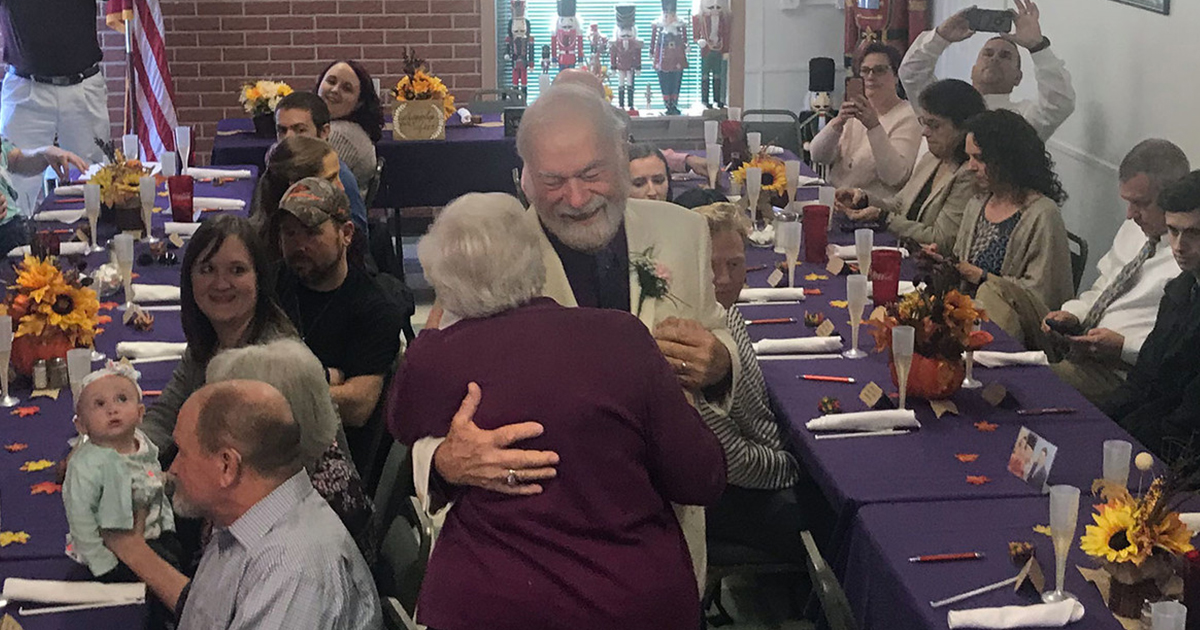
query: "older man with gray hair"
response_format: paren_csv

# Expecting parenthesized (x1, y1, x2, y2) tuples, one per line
(102, 380, 382, 630)
(415, 83, 738, 585)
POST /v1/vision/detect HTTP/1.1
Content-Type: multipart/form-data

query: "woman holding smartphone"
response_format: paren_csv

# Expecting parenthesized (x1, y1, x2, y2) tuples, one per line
(810, 42, 922, 201)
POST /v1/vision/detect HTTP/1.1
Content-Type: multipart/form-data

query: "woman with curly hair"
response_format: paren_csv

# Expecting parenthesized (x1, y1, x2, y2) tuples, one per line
(316, 60, 382, 194)
(948, 108, 1074, 346)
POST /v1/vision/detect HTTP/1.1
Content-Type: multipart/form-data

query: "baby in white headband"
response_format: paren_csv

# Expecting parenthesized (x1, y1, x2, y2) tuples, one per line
(62, 361, 177, 579)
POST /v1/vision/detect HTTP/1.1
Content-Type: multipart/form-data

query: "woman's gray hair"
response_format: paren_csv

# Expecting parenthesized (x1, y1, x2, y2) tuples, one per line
(419, 193, 546, 320)
(206, 338, 339, 468)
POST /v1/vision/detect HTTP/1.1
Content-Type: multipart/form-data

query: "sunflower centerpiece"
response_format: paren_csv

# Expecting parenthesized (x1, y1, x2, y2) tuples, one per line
(1081, 459, 1199, 618)
(5, 256, 101, 376)
(391, 48, 456, 128)
(730, 152, 788, 223)
(239, 80, 294, 137)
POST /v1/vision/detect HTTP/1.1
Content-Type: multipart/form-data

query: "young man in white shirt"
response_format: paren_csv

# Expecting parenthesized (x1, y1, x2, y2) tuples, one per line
(1041, 139, 1190, 403)
(898, 0, 1074, 142)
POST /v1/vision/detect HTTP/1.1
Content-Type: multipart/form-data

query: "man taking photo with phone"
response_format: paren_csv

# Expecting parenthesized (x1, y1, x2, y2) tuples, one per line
(898, 0, 1075, 141)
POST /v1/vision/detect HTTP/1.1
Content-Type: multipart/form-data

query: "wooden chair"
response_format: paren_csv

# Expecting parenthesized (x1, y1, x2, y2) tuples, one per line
(1067, 231, 1089, 294)
(800, 530, 859, 630)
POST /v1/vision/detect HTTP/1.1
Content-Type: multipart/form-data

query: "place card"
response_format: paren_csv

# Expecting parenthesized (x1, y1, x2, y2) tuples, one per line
(766, 268, 785, 287)
(1014, 557, 1046, 595)
(1007, 426, 1057, 493)
(122, 304, 146, 325)
(169, 233, 185, 248)
(929, 400, 958, 418)
(868, 306, 887, 321)
(981, 382, 1017, 408)
(858, 381, 897, 410)
(74, 228, 88, 243)
(29, 389, 60, 400)
(815, 319, 836, 337)
(825, 257, 845, 276)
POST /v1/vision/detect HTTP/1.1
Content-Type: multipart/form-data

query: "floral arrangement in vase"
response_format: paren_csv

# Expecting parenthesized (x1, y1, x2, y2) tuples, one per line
(89, 148, 154, 210)
(1081, 455, 1200, 618)
(730, 153, 788, 196)
(239, 80, 294, 117)
(5, 256, 101, 375)
(392, 48, 456, 120)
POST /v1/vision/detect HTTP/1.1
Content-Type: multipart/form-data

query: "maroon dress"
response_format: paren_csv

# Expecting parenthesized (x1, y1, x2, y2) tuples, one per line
(388, 298, 726, 630)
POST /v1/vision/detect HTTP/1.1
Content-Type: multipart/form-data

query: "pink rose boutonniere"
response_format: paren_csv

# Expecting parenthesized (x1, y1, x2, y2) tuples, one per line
(630, 247, 680, 316)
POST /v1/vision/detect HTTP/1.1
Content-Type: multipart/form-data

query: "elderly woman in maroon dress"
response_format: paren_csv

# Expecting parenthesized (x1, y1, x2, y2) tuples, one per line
(387, 192, 726, 630)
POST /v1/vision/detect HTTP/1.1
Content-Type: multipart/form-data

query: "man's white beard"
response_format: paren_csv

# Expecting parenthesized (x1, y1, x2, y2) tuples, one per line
(544, 194, 626, 253)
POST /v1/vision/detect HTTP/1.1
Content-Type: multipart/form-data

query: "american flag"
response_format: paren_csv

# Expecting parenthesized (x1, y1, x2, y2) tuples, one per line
(106, 0, 179, 161)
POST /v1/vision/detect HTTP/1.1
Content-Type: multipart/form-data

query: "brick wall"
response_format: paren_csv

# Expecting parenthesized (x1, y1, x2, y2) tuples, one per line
(94, 0, 483, 163)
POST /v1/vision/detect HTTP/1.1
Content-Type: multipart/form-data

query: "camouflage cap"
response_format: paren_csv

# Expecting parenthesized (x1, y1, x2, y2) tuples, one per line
(278, 177, 351, 228)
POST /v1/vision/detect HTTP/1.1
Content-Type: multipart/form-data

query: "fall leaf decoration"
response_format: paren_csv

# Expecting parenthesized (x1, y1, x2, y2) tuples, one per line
(30, 481, 61, 495)
(955, 453, 979, 463)
(19, 459, 54, 472)
(10, 406, 39, 418)
(100, 302, 119, 311)
(829, 300, 848, 308)
(1033, 525, 1052, 536)
(966, 475, 991, 485)
(974, 421, 998, 432)
(805, 273, 829, 281)
(0, 531, 30, 547)
(3, 442, 27, 452)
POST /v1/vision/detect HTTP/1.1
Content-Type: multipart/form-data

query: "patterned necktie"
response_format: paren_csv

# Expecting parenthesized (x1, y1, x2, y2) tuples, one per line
(1081, 238, 1157, 330)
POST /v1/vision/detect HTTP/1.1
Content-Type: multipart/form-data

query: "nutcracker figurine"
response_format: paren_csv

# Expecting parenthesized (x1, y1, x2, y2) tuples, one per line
(587, 23, 608, 76)
(540, 44, 551, 75)
(692, 0, 731, 109)
(552, 0, 584, 70)
(843, 0, 928, 69)
(505, 0, 534, 95)
(610, 5, 642, 112)
(651, 0, 688, 115)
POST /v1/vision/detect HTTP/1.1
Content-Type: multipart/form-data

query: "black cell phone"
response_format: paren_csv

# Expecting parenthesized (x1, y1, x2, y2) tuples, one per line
(966, 8, 1014, 33)
(844, 76, 864, 101)
(1045, 318, 1083, 336)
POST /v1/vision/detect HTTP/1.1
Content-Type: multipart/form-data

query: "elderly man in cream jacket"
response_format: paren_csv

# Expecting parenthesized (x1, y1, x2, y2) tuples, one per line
(411, 83, 739, 588)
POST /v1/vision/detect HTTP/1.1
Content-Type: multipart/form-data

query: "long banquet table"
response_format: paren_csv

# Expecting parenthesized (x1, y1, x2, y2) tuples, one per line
(0, 167, 257, 628)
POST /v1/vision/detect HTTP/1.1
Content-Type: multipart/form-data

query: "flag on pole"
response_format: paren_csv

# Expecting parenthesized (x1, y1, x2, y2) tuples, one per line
(105, 0, 179, 161)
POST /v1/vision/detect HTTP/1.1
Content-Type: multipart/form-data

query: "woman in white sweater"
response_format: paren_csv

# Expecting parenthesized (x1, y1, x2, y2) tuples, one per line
(810, 42, 922, 201)
(316, 59, 382, 196)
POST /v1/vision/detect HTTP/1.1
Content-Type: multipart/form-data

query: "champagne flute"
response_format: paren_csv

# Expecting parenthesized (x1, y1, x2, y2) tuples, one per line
(727, 107, 741, 122)
(1042, 484, 1080, 603)
(139, 176, 159, 244)
(0, 316, 17, 407)
(174, 126, 192, 174)
(161, 151, 178, 178)
(843, 276, 869, 359)
(747, 131, 762, 155)
(705, 143, 721, 190)
(704, 120, 719, 146)
(819, 186, 836, 231)
(962, 320, 983, 389)
(66, 348, 93, 403)
(854, 228, 873, 279)
(122, 134, 138, 161)
(892, 325, 915, 409)
(745, 166, 762, 224)
(784, 159, 801, 207)
(1102, 440, 1133, 488)
(780, 216, 802, 288)
(114, 234, 135, 312)
(83, 183, 103, 253)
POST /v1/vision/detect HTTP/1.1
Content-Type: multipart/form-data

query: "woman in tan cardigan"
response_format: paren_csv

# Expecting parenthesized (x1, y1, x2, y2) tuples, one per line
(948, 109, 1074, 347)
(835, 79, 986, 253)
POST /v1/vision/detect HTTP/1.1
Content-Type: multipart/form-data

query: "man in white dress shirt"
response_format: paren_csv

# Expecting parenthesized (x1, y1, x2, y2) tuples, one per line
(1041, 139, 1190, 403)
(899, 0, 1074, 141)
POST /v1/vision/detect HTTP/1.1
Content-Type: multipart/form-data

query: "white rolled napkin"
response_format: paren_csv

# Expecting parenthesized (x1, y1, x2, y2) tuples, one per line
(53, 184, 85, 197)
(753, 336, 842, 355)
(1178, 512, 1200, 536)
(8, 242, 89, 258)
(32, 209, 86, 223)
(130, 284, 181, 303)
(116, 341, 187, 360)
(164, 222, 200, 237)
(829, 244, 909, 261)
(183, 167, 253, 180)
(739, 287, 807, 302)
(947, 600, 1084, 629)
(193, 197, 245, 211)
(806, 409, 919, 432)
(973, 351, 1049, 368)
(2, 577, 145, 605)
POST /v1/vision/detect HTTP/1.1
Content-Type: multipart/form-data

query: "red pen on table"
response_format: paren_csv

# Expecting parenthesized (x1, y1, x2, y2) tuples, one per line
(908, 552, 985, 563)
(745, 264, 768, 272)
(799, 374, 857, 384)
(746, 317, 795, 325)
(1015, 407, 1076, 416)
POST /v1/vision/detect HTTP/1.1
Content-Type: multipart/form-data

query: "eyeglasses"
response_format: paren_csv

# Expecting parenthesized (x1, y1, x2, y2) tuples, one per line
(859, 65, 893, 77)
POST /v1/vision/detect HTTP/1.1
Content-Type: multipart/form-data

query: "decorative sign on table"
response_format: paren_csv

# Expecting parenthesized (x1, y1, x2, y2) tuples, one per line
(392, 100, 447, 141)
(503, 107, 525, 138)
(1006, 426, 1057, 492)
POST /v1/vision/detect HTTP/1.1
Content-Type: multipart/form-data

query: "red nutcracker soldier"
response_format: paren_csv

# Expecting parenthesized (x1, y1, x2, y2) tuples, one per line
(505, 0, 535, 95)
(693, 0, 731, 109)
(610, 5, 642, 113)
(843, 0, 929, 68)
(552, 0, 584, 70)
(651, 0, 688, 115)
(541, 44, 551, 75)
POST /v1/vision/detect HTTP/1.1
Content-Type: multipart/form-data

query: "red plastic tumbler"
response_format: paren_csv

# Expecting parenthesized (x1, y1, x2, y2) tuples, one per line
(871, 249, 903, 305)
(802, 204, 830, 263)
(168, 175, 195, 222)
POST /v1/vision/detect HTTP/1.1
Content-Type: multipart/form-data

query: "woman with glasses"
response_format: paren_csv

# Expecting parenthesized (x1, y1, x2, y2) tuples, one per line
(810, 42, 922, 201)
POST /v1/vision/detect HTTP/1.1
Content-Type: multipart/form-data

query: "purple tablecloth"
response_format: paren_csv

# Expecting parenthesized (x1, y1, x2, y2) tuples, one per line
(211, 114, 520, 208)
(845, 497, 1129, 630)
(0, 167, 256, 627)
